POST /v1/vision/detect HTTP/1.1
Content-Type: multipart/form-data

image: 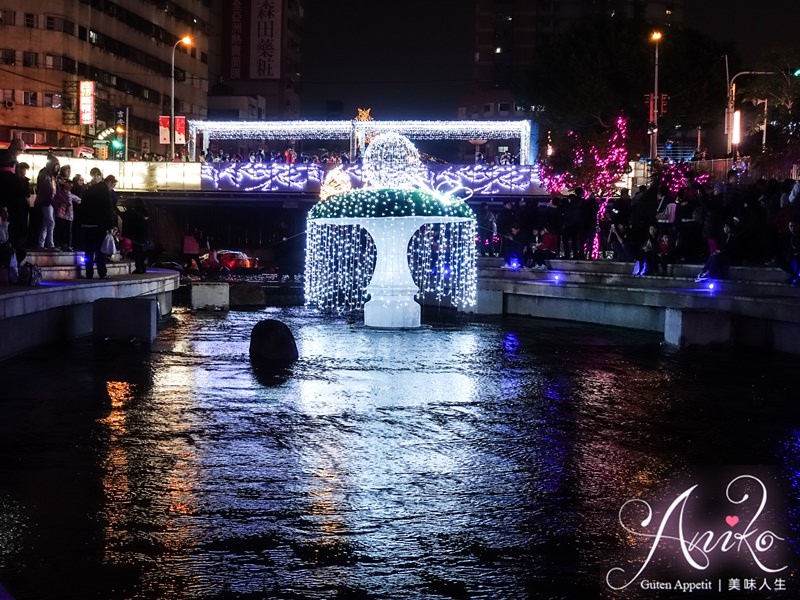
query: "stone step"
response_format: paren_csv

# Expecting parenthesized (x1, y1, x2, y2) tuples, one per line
(478, 256, 791, 284)
(478, 258, 800, 304)
(22, 250, 133, 281)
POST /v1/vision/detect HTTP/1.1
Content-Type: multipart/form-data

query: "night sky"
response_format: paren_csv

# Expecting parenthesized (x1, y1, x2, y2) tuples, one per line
(683, 0, 797, 65)
(299, 1, 473, 120)
(299, 1, 798, 121)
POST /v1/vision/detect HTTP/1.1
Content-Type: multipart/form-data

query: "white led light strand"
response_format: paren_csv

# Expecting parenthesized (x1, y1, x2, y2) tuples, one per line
(188, 119, 533, 165)
(304, 134, 478, 328)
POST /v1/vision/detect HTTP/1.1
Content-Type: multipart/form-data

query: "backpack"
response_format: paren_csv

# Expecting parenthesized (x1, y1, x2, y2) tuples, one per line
(16, 263, 42, 286)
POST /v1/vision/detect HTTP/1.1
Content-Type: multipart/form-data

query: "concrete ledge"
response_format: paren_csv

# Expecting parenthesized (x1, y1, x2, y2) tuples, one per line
(190, 282, 230, 311)
(474, 288, 504, 314)
(477, 266, 800, 354)
(664, 308, 732, 349)
(229, 282, 267, 307)
(93, 297, 158, 343)
(0, 271, 180, 361)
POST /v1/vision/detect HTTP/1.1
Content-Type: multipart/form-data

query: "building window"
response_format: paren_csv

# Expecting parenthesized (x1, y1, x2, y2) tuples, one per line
(45, 15, 74, 34)
(14, 131, 45, 145)
(23, 52, 38, 68)
(1, 49, 15, 65)
(483, 103, 494, 115)
(23, 91, 38, 106)
(1, 10, 15, 25)
(45, 92, 62, 108)
(45, 54, 64, 70)
(24, 13, 36, 28)
(2, 89, 15, 103)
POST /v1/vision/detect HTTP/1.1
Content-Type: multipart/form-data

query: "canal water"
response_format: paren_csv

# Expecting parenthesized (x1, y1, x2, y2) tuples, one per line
(0, 307, 797, 600)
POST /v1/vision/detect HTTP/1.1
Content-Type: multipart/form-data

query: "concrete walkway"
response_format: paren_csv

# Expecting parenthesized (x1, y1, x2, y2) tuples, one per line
(0, 253, 180, 360)
(474, 257, 800, 354)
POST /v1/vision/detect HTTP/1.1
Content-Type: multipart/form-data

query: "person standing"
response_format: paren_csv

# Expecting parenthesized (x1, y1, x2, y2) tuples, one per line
(0, 150, 30, 265)
(80, 175, 117, 279)
(182, 225, 203, 271)
(35, 153, 60, 250)
(561, 189, 583, 259)
(120, 197, 149, 274)
(52, 177, 81, 251)
(476, 203, 496, 256)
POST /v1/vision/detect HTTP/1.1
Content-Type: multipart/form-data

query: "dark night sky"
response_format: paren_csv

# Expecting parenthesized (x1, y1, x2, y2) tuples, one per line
(683, 0, 798, 66)
(299, 1, 473, 120)
(299, 1, 798, 120)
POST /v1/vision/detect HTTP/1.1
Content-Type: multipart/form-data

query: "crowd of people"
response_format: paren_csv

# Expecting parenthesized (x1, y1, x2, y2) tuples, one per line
(478, 171, 800, 285)
(200, 146, 355, 166)
(0, 141, 150, 281)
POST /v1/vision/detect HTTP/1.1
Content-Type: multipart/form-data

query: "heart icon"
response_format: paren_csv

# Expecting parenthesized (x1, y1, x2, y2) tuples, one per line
(726, 515, 739, 527)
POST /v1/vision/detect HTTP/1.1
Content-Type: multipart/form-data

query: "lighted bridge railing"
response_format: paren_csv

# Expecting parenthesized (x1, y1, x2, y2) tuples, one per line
(17, 154, 546, 197)
(200, 162, 545, 196)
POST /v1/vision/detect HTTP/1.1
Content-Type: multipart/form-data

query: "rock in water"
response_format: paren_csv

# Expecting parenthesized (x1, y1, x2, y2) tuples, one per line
(249, 319, 298, 364)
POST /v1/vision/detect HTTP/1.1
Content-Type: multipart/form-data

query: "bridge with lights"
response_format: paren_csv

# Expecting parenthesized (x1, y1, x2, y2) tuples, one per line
(19, 119, 548, 203)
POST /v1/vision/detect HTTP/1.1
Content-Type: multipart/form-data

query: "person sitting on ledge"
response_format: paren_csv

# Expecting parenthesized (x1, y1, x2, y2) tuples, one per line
(528, 226, 559, 271)
(607, 222, 634, 262)
(500, 223, 525, 269)
(695, 220, 743, 282)
(656, 232, 676, 276)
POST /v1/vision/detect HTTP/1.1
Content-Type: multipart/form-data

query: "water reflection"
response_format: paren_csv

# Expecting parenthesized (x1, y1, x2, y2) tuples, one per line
(0, 307, 798, 599)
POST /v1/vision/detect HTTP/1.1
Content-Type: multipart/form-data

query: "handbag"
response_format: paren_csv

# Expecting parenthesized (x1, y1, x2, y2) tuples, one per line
(101, 232, 117, 256)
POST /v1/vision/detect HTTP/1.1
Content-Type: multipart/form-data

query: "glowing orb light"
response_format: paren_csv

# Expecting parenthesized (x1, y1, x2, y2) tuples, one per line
(362, 132, 425, 189)
(305, 134, 477, 329)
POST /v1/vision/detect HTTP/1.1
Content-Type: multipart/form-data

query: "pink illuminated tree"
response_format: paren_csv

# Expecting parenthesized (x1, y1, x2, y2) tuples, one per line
(539, 115, 630, 198)
(539, 115, 631, 258)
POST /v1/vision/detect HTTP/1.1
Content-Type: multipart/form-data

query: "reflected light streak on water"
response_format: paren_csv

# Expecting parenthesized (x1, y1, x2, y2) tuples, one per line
(0, 307, 798, 599)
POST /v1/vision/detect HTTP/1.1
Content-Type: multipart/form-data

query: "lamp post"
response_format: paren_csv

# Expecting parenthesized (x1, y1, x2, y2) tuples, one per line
(725, 70, 774, 155)
(650, 31, 662, 162)
(171, 35, 191, 161)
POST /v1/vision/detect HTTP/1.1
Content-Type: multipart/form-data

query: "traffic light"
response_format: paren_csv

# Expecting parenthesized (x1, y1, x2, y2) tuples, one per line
(659, 94, 669, 116)
(112, 124, 125, 159)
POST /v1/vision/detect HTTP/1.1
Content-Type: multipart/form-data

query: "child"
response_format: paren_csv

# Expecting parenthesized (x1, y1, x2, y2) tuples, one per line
(657, 233, 675, 276)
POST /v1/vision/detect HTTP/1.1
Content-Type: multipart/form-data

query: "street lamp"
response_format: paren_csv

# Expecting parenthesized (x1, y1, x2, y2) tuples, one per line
(725, 70, 774, 155)
(171, 35, 192, 161)
(650, 31, 662, 161)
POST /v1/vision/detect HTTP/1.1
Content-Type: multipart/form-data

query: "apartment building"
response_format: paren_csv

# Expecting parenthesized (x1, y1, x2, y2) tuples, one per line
(0, 0, 210, 159)
(210, 0, 303, 122)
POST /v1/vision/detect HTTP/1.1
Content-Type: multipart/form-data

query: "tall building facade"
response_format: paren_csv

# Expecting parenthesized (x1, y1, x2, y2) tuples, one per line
(211, 0, 302, 122)
(462, 0, 684, 120)
(0, 0, 210, 158)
